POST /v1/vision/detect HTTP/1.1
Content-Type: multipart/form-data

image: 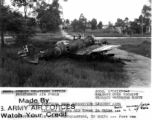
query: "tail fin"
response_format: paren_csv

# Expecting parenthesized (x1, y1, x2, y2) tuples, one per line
(18, 44, 40, 64)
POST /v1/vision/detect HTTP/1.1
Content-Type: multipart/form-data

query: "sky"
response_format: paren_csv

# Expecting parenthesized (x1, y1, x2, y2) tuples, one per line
(4, 0, 149, 25)
(59, 0, 149, 24)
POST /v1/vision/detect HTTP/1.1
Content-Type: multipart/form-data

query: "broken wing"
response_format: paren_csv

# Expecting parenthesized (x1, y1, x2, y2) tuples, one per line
(75, 45, 121, 55)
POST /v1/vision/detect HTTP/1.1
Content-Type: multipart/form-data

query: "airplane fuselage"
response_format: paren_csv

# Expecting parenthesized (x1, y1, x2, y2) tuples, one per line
(53, 36, 95, 57)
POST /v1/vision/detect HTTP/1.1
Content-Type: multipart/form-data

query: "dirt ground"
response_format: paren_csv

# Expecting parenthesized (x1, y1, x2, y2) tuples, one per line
(62, 30, 151, 88)
(108, 48, 151, 87)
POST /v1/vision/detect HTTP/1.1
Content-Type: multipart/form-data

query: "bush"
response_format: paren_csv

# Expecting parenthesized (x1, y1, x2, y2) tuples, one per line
(0, 6, 35, 40)
(41, 28, 47, 33)
(10, 27, 36, 43)
(16, 27, 35, 38)
(34, 27, 42, 33)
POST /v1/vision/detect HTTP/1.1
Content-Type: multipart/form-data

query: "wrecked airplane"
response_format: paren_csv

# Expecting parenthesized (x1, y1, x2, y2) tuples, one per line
(18, 35, 121, 64)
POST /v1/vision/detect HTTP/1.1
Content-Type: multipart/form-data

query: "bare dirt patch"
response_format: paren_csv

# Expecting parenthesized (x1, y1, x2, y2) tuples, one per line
(109, 48, 151, 87)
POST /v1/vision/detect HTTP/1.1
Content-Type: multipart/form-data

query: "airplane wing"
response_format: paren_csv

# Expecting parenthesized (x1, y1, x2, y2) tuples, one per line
(74, 44, 121, 55)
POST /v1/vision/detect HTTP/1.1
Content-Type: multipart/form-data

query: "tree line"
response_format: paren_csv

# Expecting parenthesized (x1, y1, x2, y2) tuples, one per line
(67, 1, 151, 34)
(66, 13, 103, 32)
(111, 1, 151, 34)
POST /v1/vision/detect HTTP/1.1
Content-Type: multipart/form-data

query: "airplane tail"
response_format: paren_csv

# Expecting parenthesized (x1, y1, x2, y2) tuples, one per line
(18, 44, 40, 64)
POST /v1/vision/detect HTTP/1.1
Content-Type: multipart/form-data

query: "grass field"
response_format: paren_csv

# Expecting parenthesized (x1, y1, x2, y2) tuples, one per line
(66, 29, 151, 37)
(103, 38, 151, 58)
(0, 31, 150, 87)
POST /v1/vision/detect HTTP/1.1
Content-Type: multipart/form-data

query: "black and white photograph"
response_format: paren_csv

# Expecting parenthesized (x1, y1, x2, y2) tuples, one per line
(0, 0, 151, 87)
(0, 0, 151, 120)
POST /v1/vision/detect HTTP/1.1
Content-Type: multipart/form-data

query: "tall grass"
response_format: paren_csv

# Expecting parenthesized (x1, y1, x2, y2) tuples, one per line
(0, 35, 129, 87)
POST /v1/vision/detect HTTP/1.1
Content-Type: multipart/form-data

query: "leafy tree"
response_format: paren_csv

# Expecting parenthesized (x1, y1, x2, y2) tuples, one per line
(91, 18, 97, 30)
(10, 0, 38, 40)
(71, 14, 87, 32)
(0, 5, 35, 40)
(137, 15, 148, 33)
(86, 20, 91, 29)
(0, 6, 20, 35)
(108, 21, 113, 29)
(71, 19, 79, 31)
(79, 13, 87, 32)
(35, 0, 62, 32)
(129, 21, 141, 34)
(97, 21, 103, 29)
(124, 17, 129, 24)
(124, 17, 131, 28)
(65, 19, 70, 24)
(129, 14, 150, 34)
(115, 18, 125, 27)
(11, 0, 37, 18)
(79, 13, 84, 20)
(26, 17, 37, 27)
(139, 1, 151, 33)
(0, 5, 5, 47)
(125, 17, 129, 22)
(142, 5, 151, 18)
(142, 4, 151, 32)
